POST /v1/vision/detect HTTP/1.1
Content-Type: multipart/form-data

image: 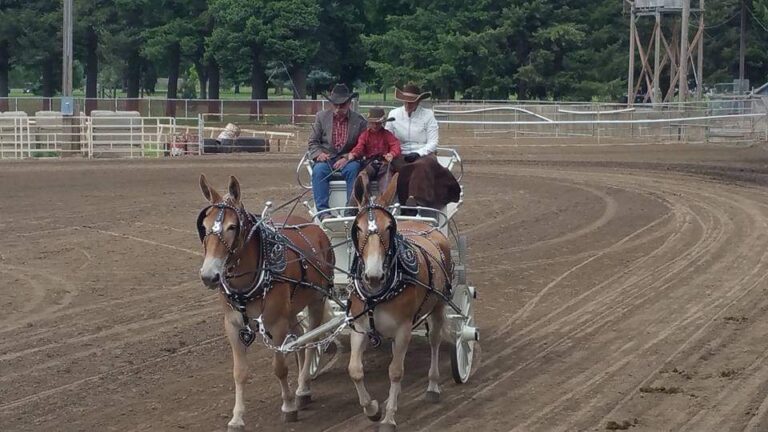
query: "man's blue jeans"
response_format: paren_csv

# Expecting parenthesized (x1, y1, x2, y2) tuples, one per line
(311, 160, 362, 212)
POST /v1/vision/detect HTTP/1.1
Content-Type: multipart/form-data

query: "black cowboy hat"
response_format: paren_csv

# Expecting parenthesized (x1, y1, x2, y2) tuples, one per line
(394, 83, 432, 103)
(366, 107, 395, 123)
(324, 83, 359, 105)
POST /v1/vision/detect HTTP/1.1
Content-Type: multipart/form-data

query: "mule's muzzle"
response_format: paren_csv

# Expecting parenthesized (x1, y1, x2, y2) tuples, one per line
(363, 274, 383, 290)
(200, 270, 221, 289)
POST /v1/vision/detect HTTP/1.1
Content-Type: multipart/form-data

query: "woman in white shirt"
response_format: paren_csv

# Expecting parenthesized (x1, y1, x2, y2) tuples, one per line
(384, 84, 461, 213)
(386, 84, 439, 171)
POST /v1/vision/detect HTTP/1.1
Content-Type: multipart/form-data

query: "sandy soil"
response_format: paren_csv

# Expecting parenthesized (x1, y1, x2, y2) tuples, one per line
(3, 139, 768, 432)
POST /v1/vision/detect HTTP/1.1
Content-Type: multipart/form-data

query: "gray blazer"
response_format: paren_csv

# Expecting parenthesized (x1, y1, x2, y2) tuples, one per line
(307, 109, 367, 160)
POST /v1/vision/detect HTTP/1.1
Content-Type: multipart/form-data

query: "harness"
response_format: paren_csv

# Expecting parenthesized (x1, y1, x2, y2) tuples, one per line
(197, 202, 334, 346)
(347, 200, 458, 346)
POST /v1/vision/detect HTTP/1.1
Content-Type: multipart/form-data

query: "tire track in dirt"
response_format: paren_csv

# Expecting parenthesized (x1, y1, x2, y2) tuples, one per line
(323, 169, 696, 432)
(331, 167, 751, 432)
(414, 172, 768, 431)
(406, 170, 734, 431)
(0, 334, 224, 412)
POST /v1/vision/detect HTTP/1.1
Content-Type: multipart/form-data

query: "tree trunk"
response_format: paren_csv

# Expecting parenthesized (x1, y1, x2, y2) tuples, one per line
(234, 83, 240, 94)
(208, 58, 220, 100)
(250, 46, 267, 118)
(166, 42, 180, 116)
(195, 61, 207, 100)
(126, 50, 141, 111)
(0, 41, 9, 111)
(250, 46, 267, 99)
(514, 36, 529, 99)
(41, 56, 55, 110)
(208, 58, 220, 117)
(291, 65, 307, 99)
(85, 27, 98, 114)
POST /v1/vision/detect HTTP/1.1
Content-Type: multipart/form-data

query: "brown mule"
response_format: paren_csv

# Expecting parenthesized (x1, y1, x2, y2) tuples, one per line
(346, 172, 453, 431)
(197, 175, 335, 429)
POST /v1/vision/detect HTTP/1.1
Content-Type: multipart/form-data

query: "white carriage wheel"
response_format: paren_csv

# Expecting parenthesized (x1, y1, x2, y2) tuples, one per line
(451, 284, 477, 384)
(308, 345, 322, 380)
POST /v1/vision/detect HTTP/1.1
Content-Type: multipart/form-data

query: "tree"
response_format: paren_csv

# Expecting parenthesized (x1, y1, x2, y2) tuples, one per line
(315, 0, 367, 89)
(15, 1, 62, 100)
(0, 2, 23, 106)
(101, 0, 155, 102)
(208, 0, 270, 99)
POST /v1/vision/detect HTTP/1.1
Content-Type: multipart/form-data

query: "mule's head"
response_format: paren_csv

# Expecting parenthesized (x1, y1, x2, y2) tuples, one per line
(351, 172, 400, 291)
(197, 174, 247, 289)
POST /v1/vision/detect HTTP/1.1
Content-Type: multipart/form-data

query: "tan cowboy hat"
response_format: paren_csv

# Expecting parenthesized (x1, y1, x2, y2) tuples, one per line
(323, 83, 359, 105)
(366, 107, 395, 123)
(394, 83, 432, 103)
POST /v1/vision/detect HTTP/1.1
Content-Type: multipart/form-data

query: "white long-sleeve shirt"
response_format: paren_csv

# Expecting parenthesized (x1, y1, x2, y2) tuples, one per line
(385, 105, 439, 156)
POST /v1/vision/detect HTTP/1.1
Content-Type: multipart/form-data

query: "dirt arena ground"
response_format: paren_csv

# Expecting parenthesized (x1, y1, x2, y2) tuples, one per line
(4, 139, 768, 432)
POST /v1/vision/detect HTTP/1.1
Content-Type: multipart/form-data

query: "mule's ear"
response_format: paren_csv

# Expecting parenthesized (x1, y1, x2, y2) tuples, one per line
(351, 171, 370, 208)
(200, 174, 222, 203)
(227, 176, 241, 204)
(377, 173, 399, 206)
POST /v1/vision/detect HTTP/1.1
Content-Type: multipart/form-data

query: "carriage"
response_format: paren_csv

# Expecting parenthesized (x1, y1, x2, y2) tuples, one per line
(291, 147, 479, 384)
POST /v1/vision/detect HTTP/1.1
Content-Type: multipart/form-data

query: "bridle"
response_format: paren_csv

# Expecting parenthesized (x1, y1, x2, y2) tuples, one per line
(351, 200, 398, 271)
(197, 202, 255, 267)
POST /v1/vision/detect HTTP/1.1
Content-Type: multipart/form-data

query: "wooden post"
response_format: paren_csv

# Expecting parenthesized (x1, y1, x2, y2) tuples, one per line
(679, 0, 690, 103)
(739, 0, 747, 85)
(653, 12, 662, 105)
(628, 5, 636, 106)
(697, 0, 705, 99)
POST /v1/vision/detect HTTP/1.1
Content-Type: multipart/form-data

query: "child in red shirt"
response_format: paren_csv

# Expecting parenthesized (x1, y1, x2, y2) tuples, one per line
(346, 107, 401, 192)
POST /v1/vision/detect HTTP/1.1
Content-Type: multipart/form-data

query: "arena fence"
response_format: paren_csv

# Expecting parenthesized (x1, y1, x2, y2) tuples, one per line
(0, 97, 765, 159)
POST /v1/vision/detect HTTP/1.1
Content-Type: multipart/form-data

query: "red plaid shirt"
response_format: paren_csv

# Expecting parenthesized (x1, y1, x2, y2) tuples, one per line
(350, 128, 402, 160)
(332, 112, 349, 150)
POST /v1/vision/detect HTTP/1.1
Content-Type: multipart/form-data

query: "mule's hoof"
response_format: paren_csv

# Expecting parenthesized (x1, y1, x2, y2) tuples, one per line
(281, 410, 299, 423)
(378, 423, 397, 432)
(425, 390, 441, 403)
(297, 394, 312, 409)
(368, 410, 382, 422)
(227, 418, 245, 430)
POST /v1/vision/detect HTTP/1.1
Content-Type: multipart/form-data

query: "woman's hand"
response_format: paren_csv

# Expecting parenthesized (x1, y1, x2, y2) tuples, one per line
(333, 158, 348, 170)
(384, 153, 394, 162)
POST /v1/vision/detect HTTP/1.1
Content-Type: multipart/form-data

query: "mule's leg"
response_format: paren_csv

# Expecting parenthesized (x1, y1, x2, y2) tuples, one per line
(426, 303, 445, 403)
(224, 317, 249, 429)
(296, 301, 325, 408)
(274, 350, 299, 422)
(348, 330, 380, 420)
(380, 324, 413, 431)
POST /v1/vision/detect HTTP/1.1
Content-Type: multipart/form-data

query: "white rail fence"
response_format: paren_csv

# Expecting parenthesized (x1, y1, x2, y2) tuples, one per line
(0, 113, 187, 159)
(0, 105, 765, 159)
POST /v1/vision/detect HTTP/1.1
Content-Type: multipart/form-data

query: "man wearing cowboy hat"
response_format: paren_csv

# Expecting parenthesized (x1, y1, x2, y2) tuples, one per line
(346, 107, 402, 192)
(386, 83, 439, 170)
(308, 83, 367, 218)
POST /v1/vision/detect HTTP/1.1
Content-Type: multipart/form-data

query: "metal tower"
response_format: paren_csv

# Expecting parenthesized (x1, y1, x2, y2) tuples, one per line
(626, 0, 705, 105)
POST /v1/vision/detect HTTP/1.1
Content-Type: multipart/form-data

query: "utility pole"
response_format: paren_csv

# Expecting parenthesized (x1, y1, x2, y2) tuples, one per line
(679, 0, 690, 102)
(62, 0, 75, 153)
(63, 0, 73, 100)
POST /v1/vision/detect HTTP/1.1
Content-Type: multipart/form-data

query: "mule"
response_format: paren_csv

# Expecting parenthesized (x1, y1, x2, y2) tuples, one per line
(346, 172, 454, 431)
(197, 175, 335, 429)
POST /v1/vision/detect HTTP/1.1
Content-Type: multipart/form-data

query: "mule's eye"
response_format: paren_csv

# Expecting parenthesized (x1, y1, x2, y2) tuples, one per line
(227, 225, 236, 231)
